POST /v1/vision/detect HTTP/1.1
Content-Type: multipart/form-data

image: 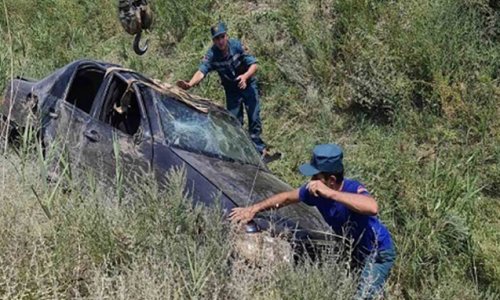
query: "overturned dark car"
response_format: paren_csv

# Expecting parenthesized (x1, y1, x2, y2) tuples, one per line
(1, 60, 331, 260)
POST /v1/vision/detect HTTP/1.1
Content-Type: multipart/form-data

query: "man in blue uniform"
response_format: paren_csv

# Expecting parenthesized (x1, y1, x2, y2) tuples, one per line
(177, 21, 270, 157)
(230, 144, 396, 299)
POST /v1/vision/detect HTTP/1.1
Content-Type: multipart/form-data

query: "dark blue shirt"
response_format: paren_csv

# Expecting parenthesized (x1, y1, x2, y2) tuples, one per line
(299, 179, 393, 260)
(199, 38, 258, 89)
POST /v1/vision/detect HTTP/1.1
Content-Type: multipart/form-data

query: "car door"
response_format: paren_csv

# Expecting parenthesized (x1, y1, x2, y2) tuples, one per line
(42, 65, 105, 174)
(79, 74, 153, 186)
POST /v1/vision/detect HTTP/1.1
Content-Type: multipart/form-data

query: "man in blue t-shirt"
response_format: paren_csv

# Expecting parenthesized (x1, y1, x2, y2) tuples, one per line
(230, 144, 396, 299)
(177, 21, 270, 158)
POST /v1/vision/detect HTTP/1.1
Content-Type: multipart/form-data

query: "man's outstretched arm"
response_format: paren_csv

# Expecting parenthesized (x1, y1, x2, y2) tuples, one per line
(177, 49, 213, 90)
(229, 189, 300, 223)
(176, 70, 205, 90)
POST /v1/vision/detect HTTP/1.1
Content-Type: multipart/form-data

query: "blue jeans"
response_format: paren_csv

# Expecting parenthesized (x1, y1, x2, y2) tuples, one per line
(355, 245, 396, 299)
(224, 81, 266, 154)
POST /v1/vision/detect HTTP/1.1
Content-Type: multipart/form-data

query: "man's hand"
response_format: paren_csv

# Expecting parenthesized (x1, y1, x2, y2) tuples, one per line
(176, 80, 192, 90)
(306, 180, 334, 198)
(229, 206, 256, 224)
(236, 75, 248, 90)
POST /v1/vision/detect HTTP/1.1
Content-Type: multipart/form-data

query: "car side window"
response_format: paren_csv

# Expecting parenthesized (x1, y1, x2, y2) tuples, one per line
(101, 77, 142, 136)
(65, 68, 104, 114)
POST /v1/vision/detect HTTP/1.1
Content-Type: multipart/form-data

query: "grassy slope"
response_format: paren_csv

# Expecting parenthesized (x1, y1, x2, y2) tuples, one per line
(1, 0, 499, 298)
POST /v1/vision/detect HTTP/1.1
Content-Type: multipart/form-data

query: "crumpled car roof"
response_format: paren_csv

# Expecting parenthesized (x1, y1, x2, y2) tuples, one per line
(104, 66, 218, 114)
(39, 59, 226, 116)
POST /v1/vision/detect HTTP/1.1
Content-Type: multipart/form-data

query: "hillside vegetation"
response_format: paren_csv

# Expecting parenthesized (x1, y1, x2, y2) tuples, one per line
(0, 0, 499, 299)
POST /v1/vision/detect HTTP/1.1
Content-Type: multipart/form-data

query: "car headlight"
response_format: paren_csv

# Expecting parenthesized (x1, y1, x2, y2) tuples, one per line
(232, 221, 293, 265)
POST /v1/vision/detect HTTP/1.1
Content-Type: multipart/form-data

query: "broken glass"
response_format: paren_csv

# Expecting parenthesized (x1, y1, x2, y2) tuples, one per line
(155, 91, 261, 166)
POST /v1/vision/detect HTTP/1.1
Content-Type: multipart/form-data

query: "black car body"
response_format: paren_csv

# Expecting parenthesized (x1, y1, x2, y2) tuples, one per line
(1, 60, 331, 255)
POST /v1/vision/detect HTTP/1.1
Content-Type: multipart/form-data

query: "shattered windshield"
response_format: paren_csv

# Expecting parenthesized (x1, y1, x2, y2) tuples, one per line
(155, 91, 262, 166)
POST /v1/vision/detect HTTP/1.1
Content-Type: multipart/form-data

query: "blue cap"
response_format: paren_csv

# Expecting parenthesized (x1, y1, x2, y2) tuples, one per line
(299, 144, 344, 176)
(210, 21, 227, 39)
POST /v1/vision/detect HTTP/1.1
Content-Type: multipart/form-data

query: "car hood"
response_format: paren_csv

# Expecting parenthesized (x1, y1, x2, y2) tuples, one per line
(172, 148, 331, 239)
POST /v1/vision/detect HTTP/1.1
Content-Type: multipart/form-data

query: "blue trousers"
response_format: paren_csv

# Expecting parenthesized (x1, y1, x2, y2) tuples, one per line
(224, 82, 266, 153)
(355, 244, 396, 299)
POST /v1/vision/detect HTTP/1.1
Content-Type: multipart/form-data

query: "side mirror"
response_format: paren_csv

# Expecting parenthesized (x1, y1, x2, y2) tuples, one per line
(245, 220, 261, 234)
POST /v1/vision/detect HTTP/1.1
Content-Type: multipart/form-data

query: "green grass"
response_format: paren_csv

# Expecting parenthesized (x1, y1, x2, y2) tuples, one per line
(0, 139, 362, 299)
(1, 0, 499, 299)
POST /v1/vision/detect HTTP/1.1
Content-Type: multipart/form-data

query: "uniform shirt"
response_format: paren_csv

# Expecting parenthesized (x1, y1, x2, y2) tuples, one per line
(299, 178, 393, 260)
(199, 38, 257, 89)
